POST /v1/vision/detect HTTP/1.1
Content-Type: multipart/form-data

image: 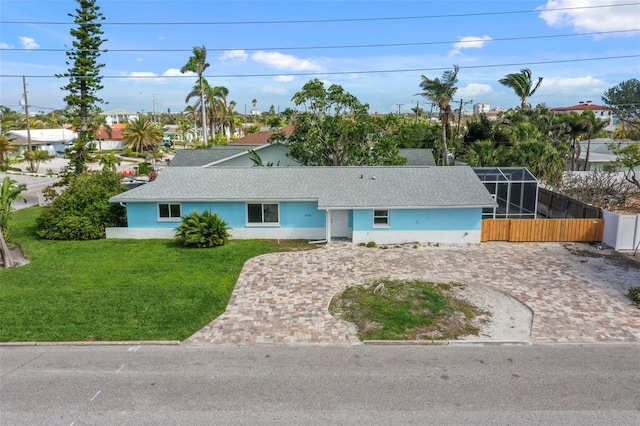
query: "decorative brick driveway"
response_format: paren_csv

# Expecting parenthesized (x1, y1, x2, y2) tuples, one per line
(186, 242, 640, 345)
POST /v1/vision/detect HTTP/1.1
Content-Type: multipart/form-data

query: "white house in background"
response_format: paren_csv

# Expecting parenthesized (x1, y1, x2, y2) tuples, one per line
(6, 129, 77, 157)
(551, 101, 615, 132)
(474, 102, 490, 114)
(102, 109, 138, 125)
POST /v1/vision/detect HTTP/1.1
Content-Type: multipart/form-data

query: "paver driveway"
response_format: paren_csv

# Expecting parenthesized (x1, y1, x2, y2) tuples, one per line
(186, 242, 640, 345)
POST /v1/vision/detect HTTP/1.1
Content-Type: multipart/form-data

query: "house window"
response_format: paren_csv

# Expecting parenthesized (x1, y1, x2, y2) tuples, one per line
(247, 203, 279, 225)
(158, 203, 181, 220)
(373, 209, 389, 227)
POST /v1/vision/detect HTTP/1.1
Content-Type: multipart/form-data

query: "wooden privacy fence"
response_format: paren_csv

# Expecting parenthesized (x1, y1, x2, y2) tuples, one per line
(481, 218, 604, 242)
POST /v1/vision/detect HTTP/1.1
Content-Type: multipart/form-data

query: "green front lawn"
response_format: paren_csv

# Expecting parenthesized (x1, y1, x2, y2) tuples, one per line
(0, 207, 313, 342)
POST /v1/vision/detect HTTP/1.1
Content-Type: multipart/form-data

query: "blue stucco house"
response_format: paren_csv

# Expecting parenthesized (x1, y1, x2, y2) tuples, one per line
(108, 166, 496, 245)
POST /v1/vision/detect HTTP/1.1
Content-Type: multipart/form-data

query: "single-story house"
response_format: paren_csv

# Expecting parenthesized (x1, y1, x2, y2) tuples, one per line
(6, 128, 77, 157)
(108, 166, 497, 245)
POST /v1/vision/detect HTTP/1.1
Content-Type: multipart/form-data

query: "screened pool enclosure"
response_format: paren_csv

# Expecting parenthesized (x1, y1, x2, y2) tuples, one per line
(473, 167, 539, 219)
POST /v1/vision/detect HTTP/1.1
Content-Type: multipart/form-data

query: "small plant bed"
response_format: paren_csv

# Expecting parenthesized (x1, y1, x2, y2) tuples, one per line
(628, 287, 640, 306)
(329, 279, 489, 341)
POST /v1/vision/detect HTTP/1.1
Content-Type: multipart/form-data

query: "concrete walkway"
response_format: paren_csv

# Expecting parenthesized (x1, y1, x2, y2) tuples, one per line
(186, 242, 640, 345)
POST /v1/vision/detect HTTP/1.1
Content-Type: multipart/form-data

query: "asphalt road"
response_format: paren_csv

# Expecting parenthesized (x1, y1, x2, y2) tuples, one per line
(1, 343, 639, 425)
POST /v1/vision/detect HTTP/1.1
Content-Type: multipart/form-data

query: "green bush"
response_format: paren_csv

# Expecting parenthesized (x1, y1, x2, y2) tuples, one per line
(175, 210, 231, 248)
(36, 171, 127, 240)
(628, 287, 640, 304)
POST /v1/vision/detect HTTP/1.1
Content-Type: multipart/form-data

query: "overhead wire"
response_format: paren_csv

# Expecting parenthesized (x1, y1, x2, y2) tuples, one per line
(1, 29, 638, 53)
(1, 2, 638, 25)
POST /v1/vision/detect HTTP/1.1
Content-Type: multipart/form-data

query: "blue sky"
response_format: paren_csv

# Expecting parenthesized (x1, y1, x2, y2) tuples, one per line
(1, 0, 638, 117)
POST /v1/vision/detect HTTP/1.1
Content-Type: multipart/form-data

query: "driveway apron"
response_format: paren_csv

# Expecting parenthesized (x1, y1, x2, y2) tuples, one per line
(186, 242, 640, 345)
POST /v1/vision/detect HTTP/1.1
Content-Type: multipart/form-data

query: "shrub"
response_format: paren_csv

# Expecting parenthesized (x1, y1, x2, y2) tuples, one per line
(628, 287, 640, 304)
(365, 241, 377, 248)
(175, 211, 231, 248)
(36, 171, 127, 240)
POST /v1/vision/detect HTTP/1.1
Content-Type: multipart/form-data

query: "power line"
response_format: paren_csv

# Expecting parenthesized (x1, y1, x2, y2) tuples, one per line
(1, 2, 638, 25)
(1, 29, 638, 53)
(1, 54, 638, 80)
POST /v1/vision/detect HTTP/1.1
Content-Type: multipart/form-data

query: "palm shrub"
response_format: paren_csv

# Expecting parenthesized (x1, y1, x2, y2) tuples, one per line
(175, 210, 231, 248)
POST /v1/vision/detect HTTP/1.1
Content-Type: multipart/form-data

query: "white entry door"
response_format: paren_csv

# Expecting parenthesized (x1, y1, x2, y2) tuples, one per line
(330, 210, 349, 239)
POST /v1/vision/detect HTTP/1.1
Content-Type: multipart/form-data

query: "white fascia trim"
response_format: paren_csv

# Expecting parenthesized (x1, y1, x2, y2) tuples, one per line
(320, 204, 496, 210)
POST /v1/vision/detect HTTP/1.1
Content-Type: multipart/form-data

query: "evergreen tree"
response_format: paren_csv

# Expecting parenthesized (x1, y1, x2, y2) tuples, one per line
(57, 0, 107, 176)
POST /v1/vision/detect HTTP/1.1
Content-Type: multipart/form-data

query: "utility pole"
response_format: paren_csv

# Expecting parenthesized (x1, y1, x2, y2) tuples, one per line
(22, 75, 35, 172)
(152, 94, 157, 124)
(22, 75, 32, 153)
(395, 104, 404, 115)
(455, 98, 473, 140)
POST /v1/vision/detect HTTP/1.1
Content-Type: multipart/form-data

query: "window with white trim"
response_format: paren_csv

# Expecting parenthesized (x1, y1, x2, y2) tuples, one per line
(158, 203, 181, 220)
(373, 209, 389, 227)
(247, 203, 280, 225)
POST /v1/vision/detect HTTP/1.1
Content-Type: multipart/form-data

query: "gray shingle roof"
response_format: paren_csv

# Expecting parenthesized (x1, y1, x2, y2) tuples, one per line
(111, 166, 496, 209)
(169, 146, 256, 167)
(398, 149, 436, 166)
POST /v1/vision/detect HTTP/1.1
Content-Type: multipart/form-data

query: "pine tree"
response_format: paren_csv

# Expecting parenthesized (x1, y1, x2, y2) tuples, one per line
(57, 0, 107, 176)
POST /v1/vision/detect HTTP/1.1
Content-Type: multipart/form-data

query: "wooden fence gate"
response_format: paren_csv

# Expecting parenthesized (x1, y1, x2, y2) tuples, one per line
(481, 218, 604, 242)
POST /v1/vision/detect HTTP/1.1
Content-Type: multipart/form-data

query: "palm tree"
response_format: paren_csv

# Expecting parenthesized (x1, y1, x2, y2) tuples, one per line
(181, 46, 210, 146)
(499, 68, 543, 110)
(417, 65, 459, 165)
(122, 116, 164, 153)
(0, 176, 26, 268)
(582, 111, 609, 171)
(0, 135, 18, 170)
(99, 152, 120, 172)
(560, 112, 589, 171)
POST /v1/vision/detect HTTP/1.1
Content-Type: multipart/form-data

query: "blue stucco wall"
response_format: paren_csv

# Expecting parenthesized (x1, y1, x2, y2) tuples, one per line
(352, 208, 482, 231)
(125, 201, 325, 229)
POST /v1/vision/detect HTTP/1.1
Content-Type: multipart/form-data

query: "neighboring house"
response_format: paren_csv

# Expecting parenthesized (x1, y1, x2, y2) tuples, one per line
(95, 123, 125, 151)
(399, 149, 436, 166)
(6, 128, 77, 157)
(574, 138, 640, 172)
(230, 125, 294, 145)
(102, 109, 138, 125)
(170, 144, 435, 168)
(108, 166, 497, 245)
(169, 143, 301, 167)
(551, 101, 615, 132)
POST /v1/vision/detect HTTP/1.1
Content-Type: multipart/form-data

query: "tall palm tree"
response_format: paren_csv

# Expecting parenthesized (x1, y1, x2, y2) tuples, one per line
(417, 65, 459, 165)
(181, 46, 210, 146)
(122, 116, 164, 153)
(499, 68, 543, 110)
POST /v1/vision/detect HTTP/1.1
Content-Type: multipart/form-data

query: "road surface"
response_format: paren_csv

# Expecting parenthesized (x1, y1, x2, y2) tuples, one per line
(1, 343, 639, 425)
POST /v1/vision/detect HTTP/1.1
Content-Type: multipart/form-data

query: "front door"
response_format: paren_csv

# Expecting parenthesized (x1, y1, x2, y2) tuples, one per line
(330, 210, 349, 239)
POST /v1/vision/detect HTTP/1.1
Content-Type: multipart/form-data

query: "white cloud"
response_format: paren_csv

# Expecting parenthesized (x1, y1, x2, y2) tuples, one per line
(18, 36, 39, 49)
(457, 83, 494, 99)
(449, 35, 492, 56)
(121, 71, 169, 84)
(274, 75, 294, 82)
(538, 0, 639, 33)
(0, 42, 12, 49)
(261, 85, 289, 95)
(163, 68, 185, 77)
(252, 51, 323, 72)
(543, 75, 604, 88)
(219, 49, 249, 61)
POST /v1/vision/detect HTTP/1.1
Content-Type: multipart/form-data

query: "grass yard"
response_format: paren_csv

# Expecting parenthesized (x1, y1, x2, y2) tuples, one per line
(329, 279, 488, 341)
(0, 207, 314, 342)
